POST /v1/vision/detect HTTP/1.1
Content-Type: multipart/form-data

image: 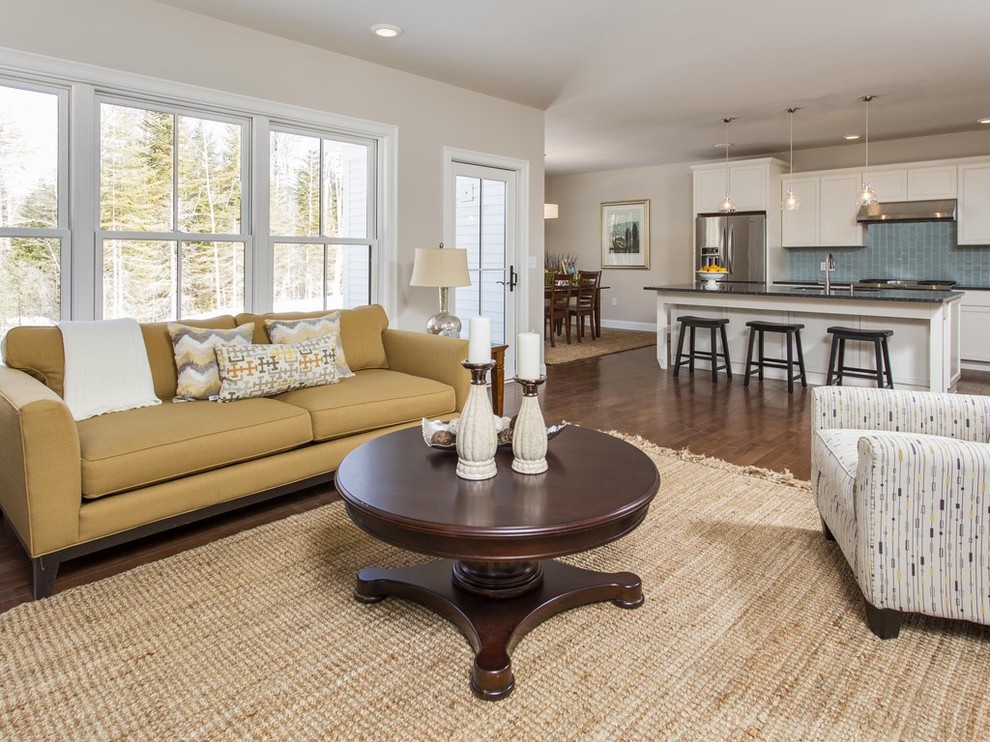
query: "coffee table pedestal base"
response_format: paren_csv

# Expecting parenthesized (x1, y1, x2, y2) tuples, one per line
(354, 558, 643, 700)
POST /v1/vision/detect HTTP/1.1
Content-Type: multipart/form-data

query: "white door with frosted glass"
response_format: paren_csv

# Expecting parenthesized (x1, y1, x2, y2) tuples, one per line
(449, 162, 517, 374)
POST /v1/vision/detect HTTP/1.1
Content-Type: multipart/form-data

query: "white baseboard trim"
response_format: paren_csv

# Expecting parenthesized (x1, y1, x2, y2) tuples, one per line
(600, 319, 657, 333)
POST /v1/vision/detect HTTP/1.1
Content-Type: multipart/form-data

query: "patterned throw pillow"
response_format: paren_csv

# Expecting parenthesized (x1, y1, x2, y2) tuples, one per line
(168, 322, 255, 402)
(265, 313, 354, 378)
(214, 335, 340, 402)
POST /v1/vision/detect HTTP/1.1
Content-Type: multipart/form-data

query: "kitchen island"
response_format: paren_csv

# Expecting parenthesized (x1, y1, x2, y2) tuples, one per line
(644, 282, 962, 391)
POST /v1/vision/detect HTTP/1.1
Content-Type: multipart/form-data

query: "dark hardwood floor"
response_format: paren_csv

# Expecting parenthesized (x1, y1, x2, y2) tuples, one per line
(3, 346, 988, 613)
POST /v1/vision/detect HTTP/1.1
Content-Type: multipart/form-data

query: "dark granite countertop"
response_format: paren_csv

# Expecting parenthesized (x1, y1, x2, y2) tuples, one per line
(644, 281, 963, 304)
(774, 279, 990, 292)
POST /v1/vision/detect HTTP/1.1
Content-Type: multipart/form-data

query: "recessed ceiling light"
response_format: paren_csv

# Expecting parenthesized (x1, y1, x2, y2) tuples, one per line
(371, 24, 402, 38)
(979, 117, 990, 125)
(843, 134, 861, 140)
(714, 143, 730, 149)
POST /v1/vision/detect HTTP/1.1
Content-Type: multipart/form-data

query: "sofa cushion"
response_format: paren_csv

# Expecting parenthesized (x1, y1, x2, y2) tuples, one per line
(275, 368, 456, 441)
(266, 314, 354, 379)
(77, 398, 313, 499)
(141, 317, 238, 400)
(236, 304, 389, 371)
(168, 322, 255, 401)
(215, 336, 340, 402)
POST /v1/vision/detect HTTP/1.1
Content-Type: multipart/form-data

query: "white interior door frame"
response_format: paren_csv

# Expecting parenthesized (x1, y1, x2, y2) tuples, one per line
(442, 146, 530, 370)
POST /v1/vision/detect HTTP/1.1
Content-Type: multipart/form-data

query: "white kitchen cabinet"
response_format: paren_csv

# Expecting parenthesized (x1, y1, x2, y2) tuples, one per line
(691, 158, 786, 214)
(868, 169, 907, 202)
(781, 176, 820, 246)
(958, 163, 990, 245)
(908, 165, 956, 199)
(819, 173, 863, 246)
(728, 164, 771, 212)
(694, 168, 730, 214)
(961, 291, 990, 365)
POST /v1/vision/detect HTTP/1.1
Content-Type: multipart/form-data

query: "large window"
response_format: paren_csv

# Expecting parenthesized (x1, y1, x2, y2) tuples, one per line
(0, 59, 388, 345)
(99, 101, 247, 322)
(0, 82, 65, 335)
(270, 128, 373, 311)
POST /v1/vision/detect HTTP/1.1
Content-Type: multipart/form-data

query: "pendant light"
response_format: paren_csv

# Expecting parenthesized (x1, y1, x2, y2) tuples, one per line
(856, 95, 878, 207)
(782, 107, 800, 211)
(718, 117, 736, 213)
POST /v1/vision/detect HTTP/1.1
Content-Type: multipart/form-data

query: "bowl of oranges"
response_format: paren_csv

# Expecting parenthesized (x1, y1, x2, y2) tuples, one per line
(697, 264, 729, 284)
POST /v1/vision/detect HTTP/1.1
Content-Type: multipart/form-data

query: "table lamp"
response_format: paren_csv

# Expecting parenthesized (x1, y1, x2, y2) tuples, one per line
(410, 243, 471, 337)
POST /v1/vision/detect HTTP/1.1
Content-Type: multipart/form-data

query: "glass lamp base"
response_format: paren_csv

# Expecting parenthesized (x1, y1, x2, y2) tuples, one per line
(426, 311, 462, 338)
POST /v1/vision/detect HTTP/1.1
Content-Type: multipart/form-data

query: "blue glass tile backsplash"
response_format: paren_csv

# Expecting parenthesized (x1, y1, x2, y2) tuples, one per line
(787, 222, 990, 286)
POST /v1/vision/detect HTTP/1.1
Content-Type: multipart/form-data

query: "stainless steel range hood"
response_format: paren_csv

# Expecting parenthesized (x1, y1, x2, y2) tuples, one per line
(856, 199, 957, 223)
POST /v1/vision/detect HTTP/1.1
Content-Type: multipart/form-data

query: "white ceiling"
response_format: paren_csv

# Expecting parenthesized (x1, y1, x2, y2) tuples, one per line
(154, 0, 990, 175)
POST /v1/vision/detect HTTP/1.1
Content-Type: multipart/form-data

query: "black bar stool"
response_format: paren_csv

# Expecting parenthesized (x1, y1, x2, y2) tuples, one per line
(825, 326, 894, 388)
(743, 321, 808, 394)
(672, 316, 731, 382)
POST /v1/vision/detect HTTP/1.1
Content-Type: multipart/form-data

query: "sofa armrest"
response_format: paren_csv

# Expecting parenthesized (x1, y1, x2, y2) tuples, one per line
(811, 386, 990, 441)
(852, 432, 990, 618)
(381, 330, 471, 411)
(0, 366, 82, 556)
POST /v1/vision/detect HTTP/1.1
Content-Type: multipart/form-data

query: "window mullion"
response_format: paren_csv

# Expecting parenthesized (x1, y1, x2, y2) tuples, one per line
(70, 82, 98, 321)
(251, 115, 272, 312)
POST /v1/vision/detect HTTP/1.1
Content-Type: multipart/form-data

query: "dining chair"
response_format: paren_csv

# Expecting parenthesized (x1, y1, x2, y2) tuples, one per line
(568, 272, 598, 342)
(545, 273, 572, 347)
(577, 270, 602, 339)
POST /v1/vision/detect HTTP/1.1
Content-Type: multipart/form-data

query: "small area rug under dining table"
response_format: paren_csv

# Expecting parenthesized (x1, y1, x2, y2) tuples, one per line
(1, 432, 987, 739)
(544, 328, 655, 365)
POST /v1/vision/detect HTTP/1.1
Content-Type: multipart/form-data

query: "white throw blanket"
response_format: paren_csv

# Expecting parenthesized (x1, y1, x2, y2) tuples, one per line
(59, 318, 162, 421)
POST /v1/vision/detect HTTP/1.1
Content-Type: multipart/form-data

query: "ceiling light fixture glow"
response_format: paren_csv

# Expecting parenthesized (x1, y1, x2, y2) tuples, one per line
(371, 24, 402, 38)
(782, 107, 800, 211)
(843, 134, 861, 140)
(979, 118, 990, 125)
(718, 117, 736, 213)
(856, 95, 878, 208)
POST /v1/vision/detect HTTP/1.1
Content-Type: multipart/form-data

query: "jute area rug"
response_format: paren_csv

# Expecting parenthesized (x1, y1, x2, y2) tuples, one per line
(544, 328, 655, 365)
(2, 434, 988, 740)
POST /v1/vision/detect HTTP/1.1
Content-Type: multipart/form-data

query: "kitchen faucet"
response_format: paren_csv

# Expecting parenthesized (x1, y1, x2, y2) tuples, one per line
(823, 252, 835, 294)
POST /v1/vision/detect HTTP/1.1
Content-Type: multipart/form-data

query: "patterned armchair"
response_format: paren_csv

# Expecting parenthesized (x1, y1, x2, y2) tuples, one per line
(811, 386, 990, 638)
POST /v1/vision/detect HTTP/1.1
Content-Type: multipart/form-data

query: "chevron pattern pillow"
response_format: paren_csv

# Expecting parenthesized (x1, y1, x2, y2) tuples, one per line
(214, 335, 340, 402)
(168, 322, 255, 401)
(265, 313, 354, 378)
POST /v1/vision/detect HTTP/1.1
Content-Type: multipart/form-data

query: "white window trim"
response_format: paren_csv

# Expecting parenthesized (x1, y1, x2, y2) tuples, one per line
(0, 76, 71, 320)
(0, 46, 399, 320)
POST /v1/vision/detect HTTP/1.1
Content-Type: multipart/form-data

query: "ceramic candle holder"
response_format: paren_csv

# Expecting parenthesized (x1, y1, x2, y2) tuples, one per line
(511, 376, 548, 474)
(455, 360, 498, 480)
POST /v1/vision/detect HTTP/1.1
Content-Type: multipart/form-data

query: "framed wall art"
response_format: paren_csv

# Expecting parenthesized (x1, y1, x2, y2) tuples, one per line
(601, 199, 649, 269)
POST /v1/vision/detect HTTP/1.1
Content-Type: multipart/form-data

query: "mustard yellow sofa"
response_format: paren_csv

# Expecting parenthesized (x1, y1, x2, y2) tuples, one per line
(0, 305, 469, 599)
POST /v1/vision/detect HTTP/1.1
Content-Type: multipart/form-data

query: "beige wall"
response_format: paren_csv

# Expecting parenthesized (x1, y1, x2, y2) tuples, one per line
(548, 131, 990, 329)
(545, 163, 693, 330)
(773, 130, 990, 172)
(0, 0, 546, 333)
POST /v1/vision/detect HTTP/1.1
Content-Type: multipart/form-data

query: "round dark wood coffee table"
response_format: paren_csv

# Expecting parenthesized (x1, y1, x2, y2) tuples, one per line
(334, 425, 660, 700)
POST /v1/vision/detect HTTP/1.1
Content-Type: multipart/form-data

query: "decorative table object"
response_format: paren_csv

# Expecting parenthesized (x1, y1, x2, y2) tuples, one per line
(511, 376, 548, 474)
(456, 360, 498, 480)
(456, 317, 498, 480)
(511, 331, 547, 474)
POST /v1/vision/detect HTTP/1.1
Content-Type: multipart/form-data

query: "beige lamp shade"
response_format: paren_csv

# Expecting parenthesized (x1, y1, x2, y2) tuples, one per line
(410, 247, 471, 287)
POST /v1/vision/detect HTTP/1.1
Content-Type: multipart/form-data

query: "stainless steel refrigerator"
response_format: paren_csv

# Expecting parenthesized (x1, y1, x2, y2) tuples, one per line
(695, 211, 767, 282)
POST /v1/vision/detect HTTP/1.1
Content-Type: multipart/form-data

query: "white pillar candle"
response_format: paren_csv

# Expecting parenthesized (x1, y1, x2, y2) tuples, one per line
(467, 316, 491, 363)
(516, 332, 541, 380)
